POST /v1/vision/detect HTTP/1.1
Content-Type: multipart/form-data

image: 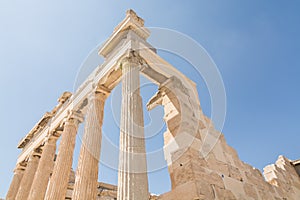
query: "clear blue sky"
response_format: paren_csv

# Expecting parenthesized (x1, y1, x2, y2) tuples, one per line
(1, 0, 300, 197)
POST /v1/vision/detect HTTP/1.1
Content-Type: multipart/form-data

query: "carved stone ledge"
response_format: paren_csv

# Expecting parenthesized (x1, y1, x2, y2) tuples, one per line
(160, 76, 190, 96)
(126, 9, 144, 27)
(58, 92, 72, 104)
(147, 91, 163, 111)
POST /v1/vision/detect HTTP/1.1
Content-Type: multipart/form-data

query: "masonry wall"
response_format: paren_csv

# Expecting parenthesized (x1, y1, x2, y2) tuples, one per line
(159, 116, 300, 200)
(155, 80, 300, 200)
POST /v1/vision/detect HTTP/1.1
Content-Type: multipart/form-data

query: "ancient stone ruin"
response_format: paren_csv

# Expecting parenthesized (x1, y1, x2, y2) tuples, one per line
(6, 10, 300, 200)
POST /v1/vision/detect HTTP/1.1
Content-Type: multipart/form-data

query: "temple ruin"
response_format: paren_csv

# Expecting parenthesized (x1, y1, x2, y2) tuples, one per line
(6, 10, 300, 200)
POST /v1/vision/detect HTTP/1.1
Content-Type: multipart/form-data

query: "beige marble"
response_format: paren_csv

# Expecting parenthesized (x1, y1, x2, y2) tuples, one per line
(6, 9, 300, 200)
(15, 153, 40, 200)
(6, 163, 26, 200)
(72, 90, 108, 200)
(117, 52, 149, 200)
(28, 136, 57, 200)
(44, 111, 83, 200)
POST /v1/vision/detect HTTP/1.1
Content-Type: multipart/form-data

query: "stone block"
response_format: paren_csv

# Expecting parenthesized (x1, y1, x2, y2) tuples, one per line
(243, 183, 258, 199)
(213, 185, 237, 200)
(172, 160, 195, 186)
(223, 176, 245, 198)
(195, 181, 215, 199)
(228, 165, 243, 182)
(158, 182, 198, 200)
(207, 154, 230, 177)
(257, 189, 274, 200)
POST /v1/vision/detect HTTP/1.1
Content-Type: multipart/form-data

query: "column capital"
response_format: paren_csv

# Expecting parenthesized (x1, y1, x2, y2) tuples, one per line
(119, 50, 145, 69)
(43, 135, 58, 146)
(65, 110, 84, 126)
(14, 162, 26, 172)
(29, 148, 42, 158)
(93, 85, 111, 100)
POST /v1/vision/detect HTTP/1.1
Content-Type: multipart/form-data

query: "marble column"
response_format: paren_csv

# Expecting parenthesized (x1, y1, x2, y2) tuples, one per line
(6, 163, 26, 200)
(15, 152, 41, 200)
(72, 89, 109, 200)
(28, 136, 58, 200)
(117, 52, 149, 200)
(44, 111, 83, 200)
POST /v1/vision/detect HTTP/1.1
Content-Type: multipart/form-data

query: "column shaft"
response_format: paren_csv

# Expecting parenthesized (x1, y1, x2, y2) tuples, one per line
(117, 53, 149, 200)
(15, 154, 40, 200)
(28, 137, 57, 200)
(6, 165, 25, 200)
(72, 92, 106, 200)
(45, 112, 82, 200)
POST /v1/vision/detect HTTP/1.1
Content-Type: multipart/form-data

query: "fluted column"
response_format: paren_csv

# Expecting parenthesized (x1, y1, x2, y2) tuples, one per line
(15, 152, 41, 200)
(45, 111, 83, 200)
(72, 88, 109, 200)
(117, 51, 149, 200)
(6, 163, 26, 200)
(28, 136, 58, 200)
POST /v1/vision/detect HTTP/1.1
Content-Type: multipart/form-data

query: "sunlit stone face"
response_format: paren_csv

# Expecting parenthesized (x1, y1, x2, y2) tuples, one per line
(6, 9, 300, 200)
